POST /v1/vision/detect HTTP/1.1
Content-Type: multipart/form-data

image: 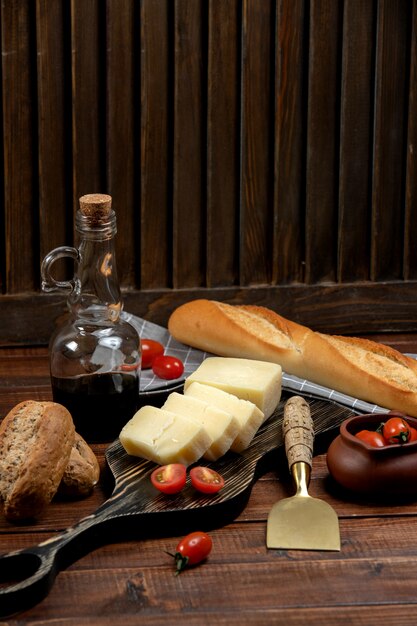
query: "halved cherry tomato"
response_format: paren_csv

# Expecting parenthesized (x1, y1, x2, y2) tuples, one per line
(141, 339, 164, 369)
(355, 430, 386, 448)
(152, 355, 184, 380)
(120, 359, 140, 372)
(382, 417, 410, 444)
(173, 531, 213, 574)
(150, 464, 186, 494)
(190, 466, 225, 494)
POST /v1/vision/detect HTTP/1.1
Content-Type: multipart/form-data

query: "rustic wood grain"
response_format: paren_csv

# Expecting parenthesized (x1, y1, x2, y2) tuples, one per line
(0, 607, 414, 626)
(240, 0, 274, 285)
(206, 0, 240, 288)
(338, 0, 374, 282)
(404, 0, 417, 279)
(36, 0, 71, 268)
(273, 0, 306, 284)
(2, 280, 417, 347)
(106, 0, 136, 287)
(172, 0, 205, 289)
(140, 0, 170, 290)
(1, 0, 37, 292)
(5, 537, 417, 618)
(0, 1, 416, 346)
(305, 0, 341, 284)
(371, 0, 411, 281)
(1, 341, 417, 622)
(70, 0, 104, 213)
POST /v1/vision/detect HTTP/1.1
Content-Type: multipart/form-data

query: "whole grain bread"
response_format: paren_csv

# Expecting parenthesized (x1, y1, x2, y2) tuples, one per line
(0, 400, 75, 520)
(168, 299, 417, 416)
(58, 431, 100, 497)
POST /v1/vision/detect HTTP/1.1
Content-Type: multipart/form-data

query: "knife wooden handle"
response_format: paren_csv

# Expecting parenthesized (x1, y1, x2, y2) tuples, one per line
(283, 396, 314, 470)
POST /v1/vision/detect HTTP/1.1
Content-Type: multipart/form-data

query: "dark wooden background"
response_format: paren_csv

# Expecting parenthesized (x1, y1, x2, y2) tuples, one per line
(1, 0, 416, 346)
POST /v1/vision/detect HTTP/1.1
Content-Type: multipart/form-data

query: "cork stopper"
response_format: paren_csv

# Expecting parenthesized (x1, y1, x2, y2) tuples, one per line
(79, 194, 112, 222)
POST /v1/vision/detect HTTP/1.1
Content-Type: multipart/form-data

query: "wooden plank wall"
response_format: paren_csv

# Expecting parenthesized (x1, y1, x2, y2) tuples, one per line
(0, 0, 416, 346)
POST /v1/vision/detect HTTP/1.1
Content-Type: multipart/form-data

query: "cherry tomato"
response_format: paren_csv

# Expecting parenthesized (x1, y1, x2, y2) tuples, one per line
(120, 355, 140, 371)
(152, 355, 184, 380)
(190, 466, 225, 494)
(355, 430, 386, 448)
(173, 531, 213, 574)
(382, 417, 410, 444)
(408, 426, 417, 442)
(150, 464, 186, 494)
(141, 339, 164, 369)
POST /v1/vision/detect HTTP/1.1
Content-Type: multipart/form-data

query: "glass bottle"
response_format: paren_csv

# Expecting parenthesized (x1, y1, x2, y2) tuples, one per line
(41, 193, 141, 442)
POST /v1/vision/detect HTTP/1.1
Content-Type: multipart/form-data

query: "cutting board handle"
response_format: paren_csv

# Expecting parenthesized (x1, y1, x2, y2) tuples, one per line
(283, 396, 314, 470)
(0, 496, 119, 618)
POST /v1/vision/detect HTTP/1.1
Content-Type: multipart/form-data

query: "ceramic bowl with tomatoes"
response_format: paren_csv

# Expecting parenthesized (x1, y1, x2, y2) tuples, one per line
(326, 411, 417, 497)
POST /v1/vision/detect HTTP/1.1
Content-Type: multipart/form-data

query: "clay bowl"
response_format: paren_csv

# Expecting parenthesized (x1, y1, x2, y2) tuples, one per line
(326, 411, 417, 497)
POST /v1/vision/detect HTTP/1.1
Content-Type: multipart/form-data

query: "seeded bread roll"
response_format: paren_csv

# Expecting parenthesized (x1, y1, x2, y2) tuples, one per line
(0, 400, 75, 521)
(58, 432, 100, 497)
(168, 299, 417, 417)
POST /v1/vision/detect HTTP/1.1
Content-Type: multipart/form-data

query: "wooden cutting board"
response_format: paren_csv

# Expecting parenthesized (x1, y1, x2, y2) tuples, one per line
(0, 393, 354, 617)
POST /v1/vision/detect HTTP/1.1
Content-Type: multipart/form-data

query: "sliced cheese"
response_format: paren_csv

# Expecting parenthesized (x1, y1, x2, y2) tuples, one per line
(119, 405, 211, 466)
(184, 381, 265, 452)
(163, 392, 239, 461)
(184, 357, 282, 418)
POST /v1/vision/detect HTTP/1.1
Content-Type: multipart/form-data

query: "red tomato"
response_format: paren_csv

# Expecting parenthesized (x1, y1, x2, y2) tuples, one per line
(120, 360, 140, 372)
(150, 464, 186, 494)
(408, 426, 417, 442)
(382, 417, 410, 444)
(190, 466, 225, 494)
(173, 531, 213, 574)
(355, 430, 386, 448)
(152, 355, 184, 380)
(141, 339, 164, 369)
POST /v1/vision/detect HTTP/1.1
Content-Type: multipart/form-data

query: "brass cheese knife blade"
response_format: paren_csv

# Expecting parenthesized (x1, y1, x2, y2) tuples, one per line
(266, 396, 340, 551)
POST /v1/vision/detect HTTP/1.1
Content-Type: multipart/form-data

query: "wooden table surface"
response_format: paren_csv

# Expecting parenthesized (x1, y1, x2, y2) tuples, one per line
(1, 336, 417, 625)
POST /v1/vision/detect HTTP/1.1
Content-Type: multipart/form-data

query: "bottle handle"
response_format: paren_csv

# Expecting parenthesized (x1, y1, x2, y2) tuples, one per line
(41, 246, 80, 294)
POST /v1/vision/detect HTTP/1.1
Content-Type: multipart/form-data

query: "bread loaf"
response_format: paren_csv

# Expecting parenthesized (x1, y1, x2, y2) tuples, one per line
(58, 432, 100, 497)
(168, 299, 417, 417)
(0, 401, 75, 520)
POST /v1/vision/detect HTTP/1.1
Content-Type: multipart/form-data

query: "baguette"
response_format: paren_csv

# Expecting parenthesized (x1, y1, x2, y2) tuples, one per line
(168, 299, 417, 416)
(0, 401, 75, 520)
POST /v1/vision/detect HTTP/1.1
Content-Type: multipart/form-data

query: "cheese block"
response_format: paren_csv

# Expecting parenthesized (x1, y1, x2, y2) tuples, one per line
(119, 405, 212, 466)
(163, 392, 240, 461)
(184, 357, 282, 418)
(184, 382, 265, 452)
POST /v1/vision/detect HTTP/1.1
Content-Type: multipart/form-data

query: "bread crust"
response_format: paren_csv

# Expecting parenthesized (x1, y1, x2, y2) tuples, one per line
(168, 299, 417, 416)
(0, 400, 75, 520)
(58, 432, 100, 497)
(301, 332, 417, 415)
(168, 299, 310, 378)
